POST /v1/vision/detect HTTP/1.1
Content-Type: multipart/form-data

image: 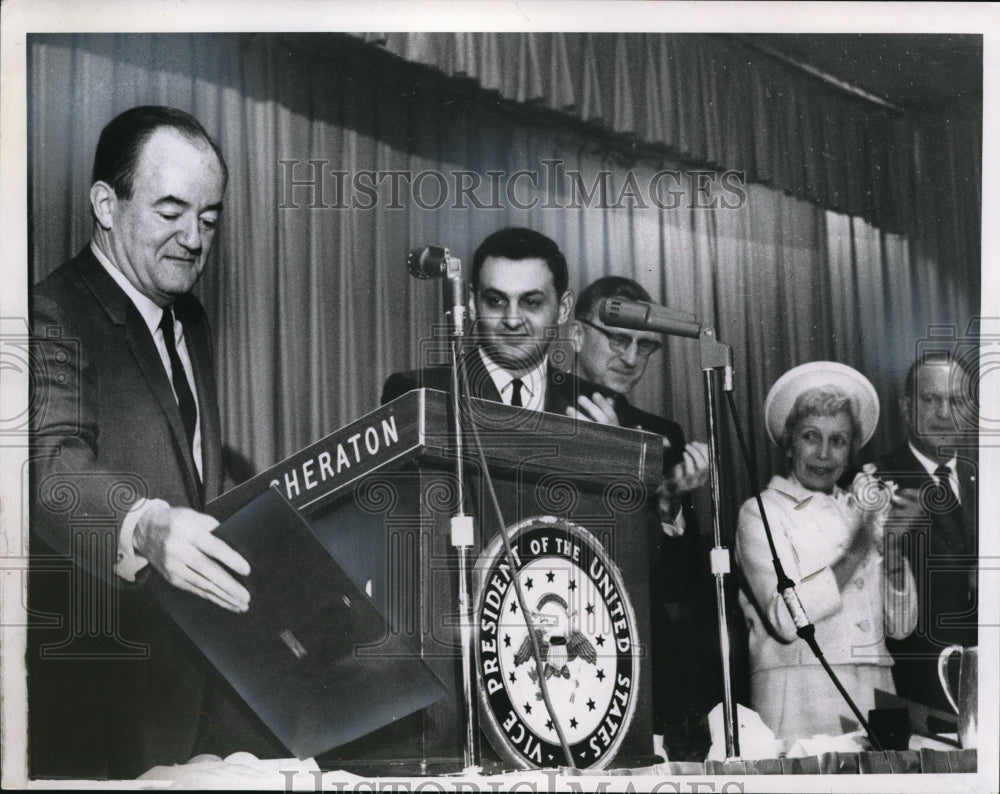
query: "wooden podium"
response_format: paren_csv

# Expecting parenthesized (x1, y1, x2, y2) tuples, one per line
(209, 389, 664, 772)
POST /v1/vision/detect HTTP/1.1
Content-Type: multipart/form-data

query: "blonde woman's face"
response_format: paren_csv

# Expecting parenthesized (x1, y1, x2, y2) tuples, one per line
(788, 411, 853, 493)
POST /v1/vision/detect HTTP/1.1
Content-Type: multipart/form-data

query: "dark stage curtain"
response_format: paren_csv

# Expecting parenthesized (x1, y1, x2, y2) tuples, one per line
(27, 32, 980, 518)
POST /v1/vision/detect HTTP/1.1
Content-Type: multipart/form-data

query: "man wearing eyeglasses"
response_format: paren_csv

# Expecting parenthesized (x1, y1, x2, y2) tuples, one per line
(570, 277, 709, 500)
(570, 275, 715, 759)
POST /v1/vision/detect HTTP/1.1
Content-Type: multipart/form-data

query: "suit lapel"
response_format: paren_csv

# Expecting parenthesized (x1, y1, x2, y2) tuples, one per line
(74, 249, 203, 507)
(462, 348, 503, 402)
(543, 363, 577, 414)
(896, 445, 969, 556)
(464, 355, 577, 412)
(956, 453, 978, 555)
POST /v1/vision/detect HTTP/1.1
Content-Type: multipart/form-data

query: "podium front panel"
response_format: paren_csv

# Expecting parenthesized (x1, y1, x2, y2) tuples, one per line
(209, 389, 664, 771)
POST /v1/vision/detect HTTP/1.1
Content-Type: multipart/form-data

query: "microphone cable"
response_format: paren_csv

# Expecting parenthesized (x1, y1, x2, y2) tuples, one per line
(723, 389, 895, 769)
(408, 245, 574, 767)
(452, 339, 577, 769)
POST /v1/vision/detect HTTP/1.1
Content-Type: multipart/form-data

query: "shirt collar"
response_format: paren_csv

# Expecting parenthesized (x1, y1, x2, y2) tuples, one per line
(90, 242, 165, 338)
(769, 473, 846, 507)
(478, 347, 547, 408)
(908, 440, 955, 477)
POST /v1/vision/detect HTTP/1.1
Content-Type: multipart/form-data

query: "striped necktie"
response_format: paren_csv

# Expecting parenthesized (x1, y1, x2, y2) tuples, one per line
(159, 307, 198, 455)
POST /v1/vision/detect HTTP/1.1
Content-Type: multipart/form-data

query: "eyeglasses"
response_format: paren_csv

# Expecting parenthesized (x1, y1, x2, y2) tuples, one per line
(577, 318, 662, 357)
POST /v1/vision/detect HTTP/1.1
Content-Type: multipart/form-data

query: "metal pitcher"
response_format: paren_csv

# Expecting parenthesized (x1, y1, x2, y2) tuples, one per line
(937, 645, 977, 749)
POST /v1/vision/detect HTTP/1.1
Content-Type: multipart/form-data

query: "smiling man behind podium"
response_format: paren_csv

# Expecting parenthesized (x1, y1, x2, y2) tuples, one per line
(382, 228, 621, 423)
(30, 106, 270, 778)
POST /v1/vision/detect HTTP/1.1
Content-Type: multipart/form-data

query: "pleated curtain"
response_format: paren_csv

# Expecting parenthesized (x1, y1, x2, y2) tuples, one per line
(28, 32, 980, 524)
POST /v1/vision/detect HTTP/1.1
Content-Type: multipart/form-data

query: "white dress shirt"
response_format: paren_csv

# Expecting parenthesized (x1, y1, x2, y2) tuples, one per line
(478, 347, 547, 412)
(908, 441, 958, 501)
(91, 242, 203, 580)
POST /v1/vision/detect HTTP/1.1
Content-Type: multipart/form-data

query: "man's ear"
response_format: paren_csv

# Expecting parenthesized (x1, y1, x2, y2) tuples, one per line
(90, 181, 117, 231)
(557, 289, 574, 325)
(467, 289, 477, 323)
(568, 319, 584, 352)
(900, 395, 912, 426)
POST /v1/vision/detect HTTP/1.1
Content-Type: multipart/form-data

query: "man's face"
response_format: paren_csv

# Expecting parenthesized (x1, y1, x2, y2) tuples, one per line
(101, 127, 226, 305)
(471, 256, 573, 374)
(571, 312, 661, 394)
(904, 362, 972, 460)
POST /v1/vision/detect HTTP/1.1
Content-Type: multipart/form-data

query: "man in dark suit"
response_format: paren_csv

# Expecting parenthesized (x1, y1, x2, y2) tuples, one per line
(569, 276, 709, 497)
(874, 357, 978, 713)
(30, 106, 262, 778)
(569, 276, 715, 759)
(382, 227, 619, 424)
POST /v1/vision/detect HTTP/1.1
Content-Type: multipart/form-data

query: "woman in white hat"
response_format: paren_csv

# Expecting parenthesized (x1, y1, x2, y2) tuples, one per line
(735, 362, 917, 743)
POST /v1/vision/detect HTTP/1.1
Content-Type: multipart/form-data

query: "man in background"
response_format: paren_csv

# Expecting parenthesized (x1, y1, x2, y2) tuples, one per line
(570, 276, 716, 758)
(382, 227, 618, 424)
(874, 356, 978, 712)
(30, 105, 278, 778)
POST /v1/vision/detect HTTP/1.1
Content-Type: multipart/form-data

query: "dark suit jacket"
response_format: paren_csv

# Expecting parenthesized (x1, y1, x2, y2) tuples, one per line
(30, 246, 231, 777)
(383, 349, 687, 456)
(612, 400, 686, 471)
(874, 442, 978, 712)
(381, 348, 610, 416)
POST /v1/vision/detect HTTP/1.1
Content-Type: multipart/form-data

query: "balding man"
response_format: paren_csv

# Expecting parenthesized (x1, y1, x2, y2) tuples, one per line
(31, 106, 275, 777)
(872, 356, 978, 712)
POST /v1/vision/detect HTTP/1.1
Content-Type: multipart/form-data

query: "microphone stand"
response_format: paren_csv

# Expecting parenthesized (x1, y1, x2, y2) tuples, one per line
(443, 262, 481, 772)
(408, 245, 480, 770)
(599, 297, 741, 759)
(698, 327, 741, 761)
(600, 298, 890, 761)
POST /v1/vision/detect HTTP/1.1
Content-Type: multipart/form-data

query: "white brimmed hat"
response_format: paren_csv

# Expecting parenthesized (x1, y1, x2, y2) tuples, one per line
(764, 361, 880, 447)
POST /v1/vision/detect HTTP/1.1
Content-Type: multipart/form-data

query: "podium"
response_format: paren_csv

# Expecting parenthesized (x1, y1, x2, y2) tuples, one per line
(210, 389, 664, 772)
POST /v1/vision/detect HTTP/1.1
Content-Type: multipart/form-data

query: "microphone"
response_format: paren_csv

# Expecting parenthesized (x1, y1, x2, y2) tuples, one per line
(599, 297, 702, 339)
(407, 245, 466, 336)
(408, 246, 459, 279)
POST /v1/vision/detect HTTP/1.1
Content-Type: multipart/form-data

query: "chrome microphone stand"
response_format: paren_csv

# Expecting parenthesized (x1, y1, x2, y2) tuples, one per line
(600, 297, 741, 760)
(407, 246, 480, 770)
(445, 271, 481, 772)
(698, 327, 741, 761)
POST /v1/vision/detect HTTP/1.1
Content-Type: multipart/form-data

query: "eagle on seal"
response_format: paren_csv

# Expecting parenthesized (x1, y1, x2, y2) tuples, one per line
(513, 592, 597, 681)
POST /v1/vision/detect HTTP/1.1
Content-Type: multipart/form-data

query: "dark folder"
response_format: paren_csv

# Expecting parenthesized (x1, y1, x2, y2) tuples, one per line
(150, 487, 448, 759)
(874, 688, 959, 745)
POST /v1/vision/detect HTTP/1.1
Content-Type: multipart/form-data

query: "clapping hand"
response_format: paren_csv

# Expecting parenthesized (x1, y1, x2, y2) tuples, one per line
(881, 487, 922, 586)
(889, 487, 923, 522)
(663, 440, 710, 496)
(566, 392, 620, 425)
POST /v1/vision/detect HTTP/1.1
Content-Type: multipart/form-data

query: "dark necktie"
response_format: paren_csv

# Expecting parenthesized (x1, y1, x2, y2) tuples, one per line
(510, 378, 524, 408)
(933, 463, 959, 511)
(159, 308, 198, 455)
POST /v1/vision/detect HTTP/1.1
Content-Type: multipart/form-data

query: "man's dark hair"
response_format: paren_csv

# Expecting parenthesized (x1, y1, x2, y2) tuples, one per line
(92, 105, 228, 199)
(575, 276, 652, 320)
(471, 227, 569, 296)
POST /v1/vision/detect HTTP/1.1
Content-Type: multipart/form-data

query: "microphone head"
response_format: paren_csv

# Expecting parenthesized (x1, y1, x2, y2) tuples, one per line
(598, 296, 648, 331)
(407, 246, 449, 279)
(600, 296, 702, 338)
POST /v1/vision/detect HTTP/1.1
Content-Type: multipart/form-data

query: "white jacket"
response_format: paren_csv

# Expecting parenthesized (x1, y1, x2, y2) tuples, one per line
(735, 474, 917, 672)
